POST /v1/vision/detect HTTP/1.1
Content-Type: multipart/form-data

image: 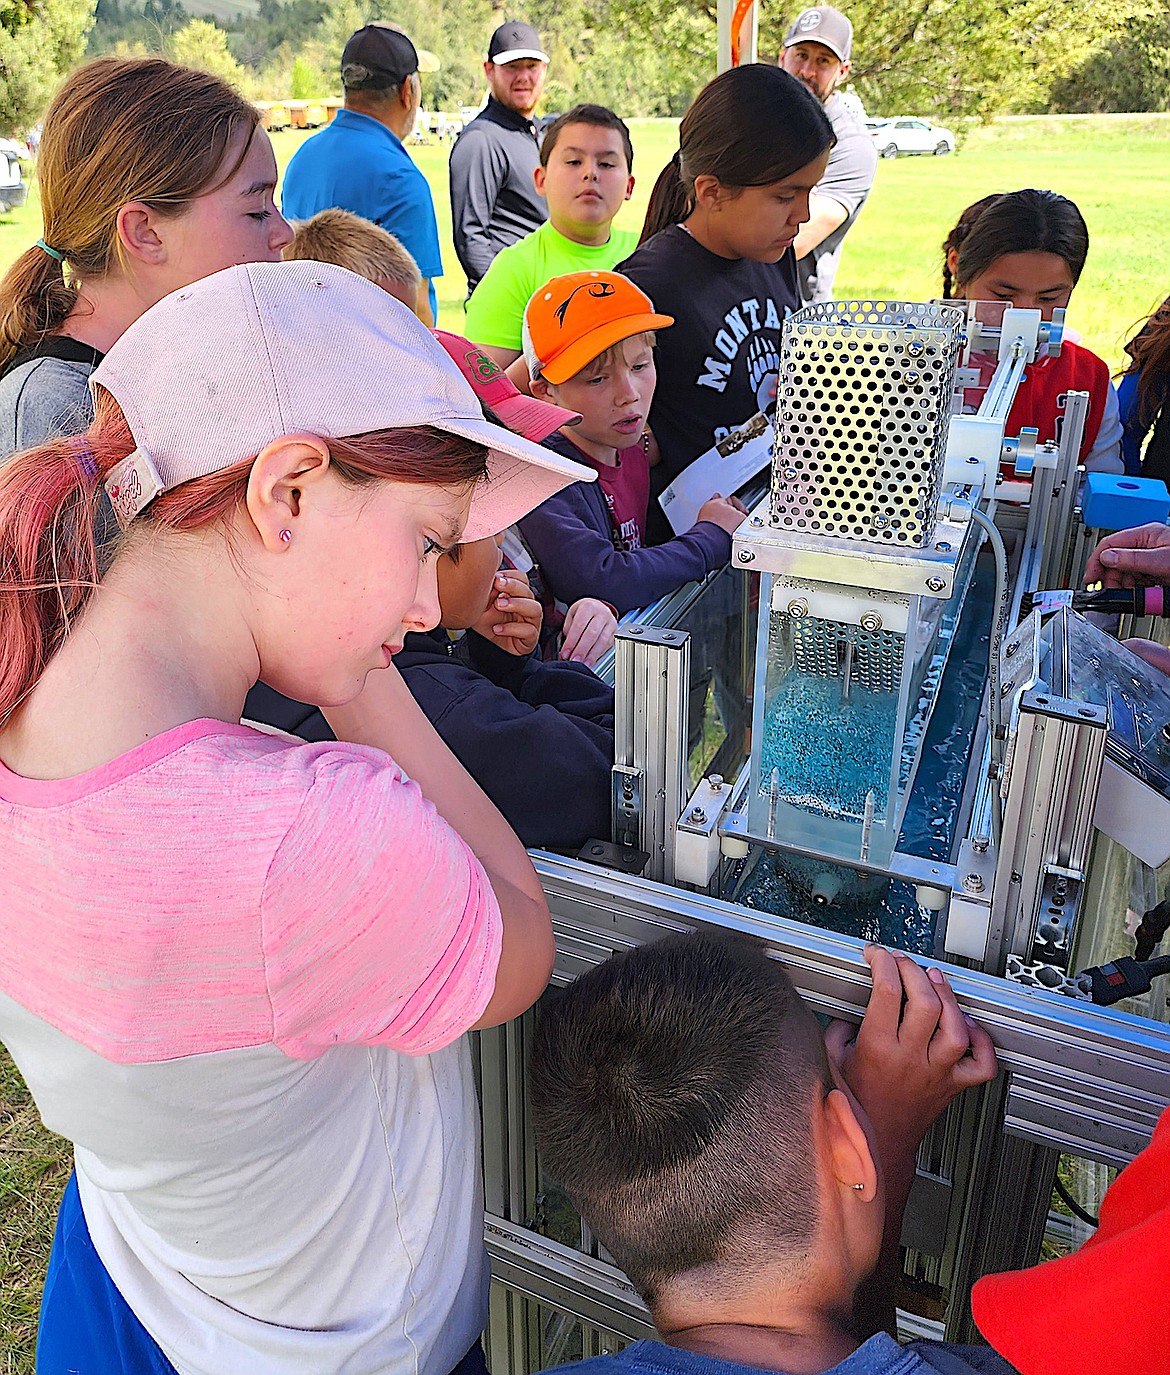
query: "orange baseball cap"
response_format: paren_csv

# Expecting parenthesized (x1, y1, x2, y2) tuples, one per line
(522, 271, 674, 385)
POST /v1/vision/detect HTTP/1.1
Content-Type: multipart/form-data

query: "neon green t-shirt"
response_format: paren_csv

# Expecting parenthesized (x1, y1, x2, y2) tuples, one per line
(463, 219, 640, 352)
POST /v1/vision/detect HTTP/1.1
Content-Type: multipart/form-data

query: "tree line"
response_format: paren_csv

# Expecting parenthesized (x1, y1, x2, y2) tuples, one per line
(0, 0, 1167, 137)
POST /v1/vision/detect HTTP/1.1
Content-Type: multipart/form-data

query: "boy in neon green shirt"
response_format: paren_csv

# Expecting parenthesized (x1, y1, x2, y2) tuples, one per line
(464, 104, 638, 367)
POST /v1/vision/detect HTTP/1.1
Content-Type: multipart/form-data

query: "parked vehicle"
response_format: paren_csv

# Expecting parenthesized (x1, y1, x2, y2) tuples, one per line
(257, 102, 292, 133)
(0, 138, 27, 214)
(869, 117, 955, 158)
(288, 100, 328, 129)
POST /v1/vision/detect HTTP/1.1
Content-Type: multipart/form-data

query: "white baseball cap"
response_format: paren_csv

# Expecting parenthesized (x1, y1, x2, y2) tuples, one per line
(93, 261, 594, 543)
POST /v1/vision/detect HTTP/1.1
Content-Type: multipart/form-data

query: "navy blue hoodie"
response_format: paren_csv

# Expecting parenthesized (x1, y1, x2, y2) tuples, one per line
(517, 432, 731, 615)
(395, 629, 614, 851)
(244, 630, 614, 853)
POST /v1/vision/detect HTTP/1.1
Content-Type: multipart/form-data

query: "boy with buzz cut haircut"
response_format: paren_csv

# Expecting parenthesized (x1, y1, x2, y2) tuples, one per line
(284, 208, 424, 317)
(464, 105, 639, 367)
(517, 270, 746, 615)
(529, 934, 1009, 1375)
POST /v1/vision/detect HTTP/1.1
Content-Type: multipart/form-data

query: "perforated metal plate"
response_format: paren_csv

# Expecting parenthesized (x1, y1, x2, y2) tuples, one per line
(770, 300, 964, 548)
(789, 615, 905, 694)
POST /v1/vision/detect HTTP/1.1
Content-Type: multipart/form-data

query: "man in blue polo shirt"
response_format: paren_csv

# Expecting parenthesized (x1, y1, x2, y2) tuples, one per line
(282, 22, 443, 324)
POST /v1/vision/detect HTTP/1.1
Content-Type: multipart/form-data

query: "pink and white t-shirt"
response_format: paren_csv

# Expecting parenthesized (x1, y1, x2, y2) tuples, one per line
(0, 720, 503, 1375)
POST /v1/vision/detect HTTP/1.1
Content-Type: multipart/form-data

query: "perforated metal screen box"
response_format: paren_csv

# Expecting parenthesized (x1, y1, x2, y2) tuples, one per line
(770, 300, 965, 548)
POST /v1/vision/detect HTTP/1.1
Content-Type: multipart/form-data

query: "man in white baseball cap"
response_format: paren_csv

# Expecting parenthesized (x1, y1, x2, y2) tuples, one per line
(780, 6, 877, 304)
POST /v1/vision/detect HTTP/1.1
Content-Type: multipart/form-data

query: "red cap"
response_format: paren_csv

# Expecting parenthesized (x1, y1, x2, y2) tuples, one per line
(433, 330, 579, 442)
(972, 1102, 1170, 1375)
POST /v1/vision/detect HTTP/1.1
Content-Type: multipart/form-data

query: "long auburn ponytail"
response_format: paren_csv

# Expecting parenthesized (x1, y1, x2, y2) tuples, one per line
(639, 64, 833, 246)
(0, 388, 131, 721)
(1124, 295, 1170, 430)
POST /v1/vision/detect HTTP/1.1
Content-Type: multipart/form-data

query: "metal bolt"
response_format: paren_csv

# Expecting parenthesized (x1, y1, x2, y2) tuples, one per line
(708, 773, 724, 791)
(925, 576, 947, 592)
(935, 540, 952, 552)
(1000, 681, 1012, 697)
(963, 873, 985, 893)
(906, 370, 921, 384)
(786, 598, 809, 618)
(1006, 640, 1019, 657)
(737, 549, 755, 564)
(859, 610, 883, 632)
(628, 626, 643, 635)
(688, 806, 707, 825)
(750, 515, 763, 526)
(967, 456, 979, 465)
(971, 834, 990, 853)
(1011, 870, 1022, 883)
(872, 514, 890, 530)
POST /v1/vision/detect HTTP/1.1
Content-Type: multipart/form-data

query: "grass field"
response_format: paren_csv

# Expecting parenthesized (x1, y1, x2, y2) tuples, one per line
(0, 112, 1168, 1368)
(0, 112, 1167, 366)
(323, 111, 1169, 366)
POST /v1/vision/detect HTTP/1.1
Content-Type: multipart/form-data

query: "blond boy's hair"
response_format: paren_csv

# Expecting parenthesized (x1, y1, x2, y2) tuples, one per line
(283, 209, 422, 302)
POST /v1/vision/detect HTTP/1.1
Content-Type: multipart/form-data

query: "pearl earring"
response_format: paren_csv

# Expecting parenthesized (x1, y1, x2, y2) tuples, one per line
(279, 529, 292, 544)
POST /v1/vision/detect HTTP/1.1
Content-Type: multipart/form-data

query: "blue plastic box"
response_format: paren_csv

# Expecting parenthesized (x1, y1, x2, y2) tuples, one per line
(1082, 472, 1170, 532)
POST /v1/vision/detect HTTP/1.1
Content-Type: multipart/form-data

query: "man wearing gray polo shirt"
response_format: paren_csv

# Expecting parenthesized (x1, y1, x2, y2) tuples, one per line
(780, 5, 878, 305)
(449, 20, 551, 297)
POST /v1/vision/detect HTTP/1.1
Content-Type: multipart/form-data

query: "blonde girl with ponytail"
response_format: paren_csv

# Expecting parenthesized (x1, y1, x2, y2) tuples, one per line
(0, 56, 293, 460)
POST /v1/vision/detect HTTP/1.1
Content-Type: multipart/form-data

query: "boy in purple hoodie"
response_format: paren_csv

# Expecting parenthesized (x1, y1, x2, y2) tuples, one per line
(518, 270, 745, 614)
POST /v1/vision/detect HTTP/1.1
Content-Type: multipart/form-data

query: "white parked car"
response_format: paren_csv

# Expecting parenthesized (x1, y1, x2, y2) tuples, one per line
(869, 117, 955, 158)
(0, 137, 27, 214)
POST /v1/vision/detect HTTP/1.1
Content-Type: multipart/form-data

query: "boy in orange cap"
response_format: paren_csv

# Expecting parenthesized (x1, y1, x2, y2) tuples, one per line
(517, 270, 746, 615)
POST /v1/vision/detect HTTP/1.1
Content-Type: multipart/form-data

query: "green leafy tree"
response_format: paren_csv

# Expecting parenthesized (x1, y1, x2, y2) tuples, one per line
(1050, 2, 1170, 110)
(170, 16, 250, 92)
(289, 53, 327, 97)
(0, 0, 97, 135)
(88, 0, 188, 59)
(603, 0, 1158, 119)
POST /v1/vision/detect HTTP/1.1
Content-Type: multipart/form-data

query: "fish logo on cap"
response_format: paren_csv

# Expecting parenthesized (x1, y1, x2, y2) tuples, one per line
(554, 280, 617, 328)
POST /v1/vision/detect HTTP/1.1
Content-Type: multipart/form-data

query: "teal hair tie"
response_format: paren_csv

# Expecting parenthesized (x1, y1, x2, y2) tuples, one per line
(35, 238, 64, 262)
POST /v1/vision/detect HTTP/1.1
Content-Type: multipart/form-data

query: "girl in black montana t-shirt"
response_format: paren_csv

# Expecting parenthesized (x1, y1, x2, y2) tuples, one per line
(617, 64, 834, 531)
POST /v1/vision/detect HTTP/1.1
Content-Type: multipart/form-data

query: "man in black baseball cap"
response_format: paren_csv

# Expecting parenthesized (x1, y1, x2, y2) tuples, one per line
(780, 5, 877, 305)
(340, 21, 439, 88)
(449, 19, 551, 296)
(282, 21, 444, 325)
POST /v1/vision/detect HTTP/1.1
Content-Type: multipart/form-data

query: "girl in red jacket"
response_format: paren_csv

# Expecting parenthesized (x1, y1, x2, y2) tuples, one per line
(942, 188, 1122, 474)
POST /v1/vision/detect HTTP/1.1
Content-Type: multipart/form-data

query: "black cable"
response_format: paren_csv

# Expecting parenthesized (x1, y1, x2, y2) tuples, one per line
(1054, 1176, 1099, 1229)
(1077, 953, 1170, 1006)
(1134, 898, 1170, 962)
(1021, 585, 1170, 617)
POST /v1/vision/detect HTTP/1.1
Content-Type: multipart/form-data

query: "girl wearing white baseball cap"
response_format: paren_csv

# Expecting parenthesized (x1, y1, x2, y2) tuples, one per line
(0, 261, 593, 1375)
